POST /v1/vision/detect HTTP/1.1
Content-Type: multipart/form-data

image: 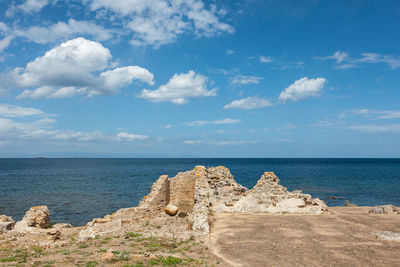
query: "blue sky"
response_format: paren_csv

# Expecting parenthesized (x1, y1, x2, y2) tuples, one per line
(0, 0, 399, 157)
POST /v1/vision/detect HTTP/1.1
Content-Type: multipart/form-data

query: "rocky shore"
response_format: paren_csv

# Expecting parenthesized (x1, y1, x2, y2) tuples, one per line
(1, 166, 399, 266)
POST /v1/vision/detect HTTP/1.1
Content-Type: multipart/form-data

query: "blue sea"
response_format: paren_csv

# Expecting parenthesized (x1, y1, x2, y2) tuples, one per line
(0, 158, 399, 226)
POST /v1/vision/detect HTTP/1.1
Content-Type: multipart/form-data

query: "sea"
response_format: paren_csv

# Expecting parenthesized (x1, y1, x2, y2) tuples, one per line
(0, 158, 399, 226)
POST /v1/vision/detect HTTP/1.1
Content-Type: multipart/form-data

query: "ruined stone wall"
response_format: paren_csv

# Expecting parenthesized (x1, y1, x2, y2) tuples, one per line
(169, 172, 196, 213)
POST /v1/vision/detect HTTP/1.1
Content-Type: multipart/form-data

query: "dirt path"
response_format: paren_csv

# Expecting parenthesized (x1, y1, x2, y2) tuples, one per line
(209, 207, 400, 267)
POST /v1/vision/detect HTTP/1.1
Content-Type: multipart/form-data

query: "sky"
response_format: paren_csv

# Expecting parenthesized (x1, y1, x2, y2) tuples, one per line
(0, 0, 399, 157)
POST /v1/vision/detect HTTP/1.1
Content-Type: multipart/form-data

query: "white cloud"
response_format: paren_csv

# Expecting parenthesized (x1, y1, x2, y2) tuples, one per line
(183, 118, 240, 126)
(224, 96, 273, 110)
(20, 0, 48, 12)
(0, 104, 152, 147)
(276, 122, 297, 131)
(14, 19, 114, 44)
(271, 61, 304, 70)
(357, 53, 400, 69)
(259, 56, 273, 63)
(231, 75, 263, 85)
(0, 38, 153, 99)
(183, 140, 260, 145)
(225, 49, 234, 55)
(0, 104, 49, 117)
(117, 132, 148, 141)
(0, 117, 150, 145)
(6, 0, 49, 16)
(352, 109, 400, 120)
(317, 51, 348, 63)
(279, 77, 327, 102)
(139, 70, 216, 104)
(346, 124, 400, 134)
(89, 0, 234, 48)
(0, 23, 12, 53)
(0, 36, 13, 52)
(318, 51, 400, 69)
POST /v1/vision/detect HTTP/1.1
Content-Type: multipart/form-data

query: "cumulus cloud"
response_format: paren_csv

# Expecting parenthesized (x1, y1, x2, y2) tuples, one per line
(225, 49, 234, 55)
(231, 75, 263, 85)
(224, 96, 273, 110)
(279, 77, 327, 102)
(183, 118, 240, 126)
(259, 56, 273, 63)
(0, 38, 154, 99)
(139, 70, 216, 104)
(89, 0, 234, 48)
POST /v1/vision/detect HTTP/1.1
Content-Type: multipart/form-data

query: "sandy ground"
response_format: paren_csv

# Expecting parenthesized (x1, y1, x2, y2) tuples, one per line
(209, 207, 400, 267)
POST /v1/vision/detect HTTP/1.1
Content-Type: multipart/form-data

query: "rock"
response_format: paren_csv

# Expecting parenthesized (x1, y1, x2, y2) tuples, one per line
(21, 206, 50, 228)
(0, 215, 14, 233)
(78, 219, 122, 241)
(165, 204, 178, 216)
(369, 205, 399, 214)
(371, 231, 400, 241)
(100, 249, 114, 262)
(327, 196, 343, 199)
(47, 229, 61, 241)
(53, 223, 73, 229)
(369, 206, 384, 214)
(224, 201, 234, 207)
(381, 205, 399, 214)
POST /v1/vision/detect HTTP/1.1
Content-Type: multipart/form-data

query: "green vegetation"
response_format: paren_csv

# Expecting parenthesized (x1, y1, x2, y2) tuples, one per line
(78, 243, 90, 249)
(85, 260, 98, 267)
(345, 200, 357, 207)
(126, 231, 143, 238)
(32, 246, 43, 254)
(161, 256, 182, 265)
(113, 251, 130, 261)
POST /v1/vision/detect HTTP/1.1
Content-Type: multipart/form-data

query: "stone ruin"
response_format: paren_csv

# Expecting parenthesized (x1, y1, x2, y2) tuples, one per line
(78, 166, 329, 240)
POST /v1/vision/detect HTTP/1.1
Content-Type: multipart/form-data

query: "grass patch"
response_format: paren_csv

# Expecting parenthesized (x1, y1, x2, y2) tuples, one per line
(161, 256, 182, 265)
(126, 232, 143, 239)
(32, 246, 43, 254)
(58, 249, 69, 255)
(113, 251, 130, 261)
(144, 243, 161, 248)
(101, 236, 112, 244)
(85, 260, 98, 267)
(78, 243, 90, 249)
(0, 256, 18, 262)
